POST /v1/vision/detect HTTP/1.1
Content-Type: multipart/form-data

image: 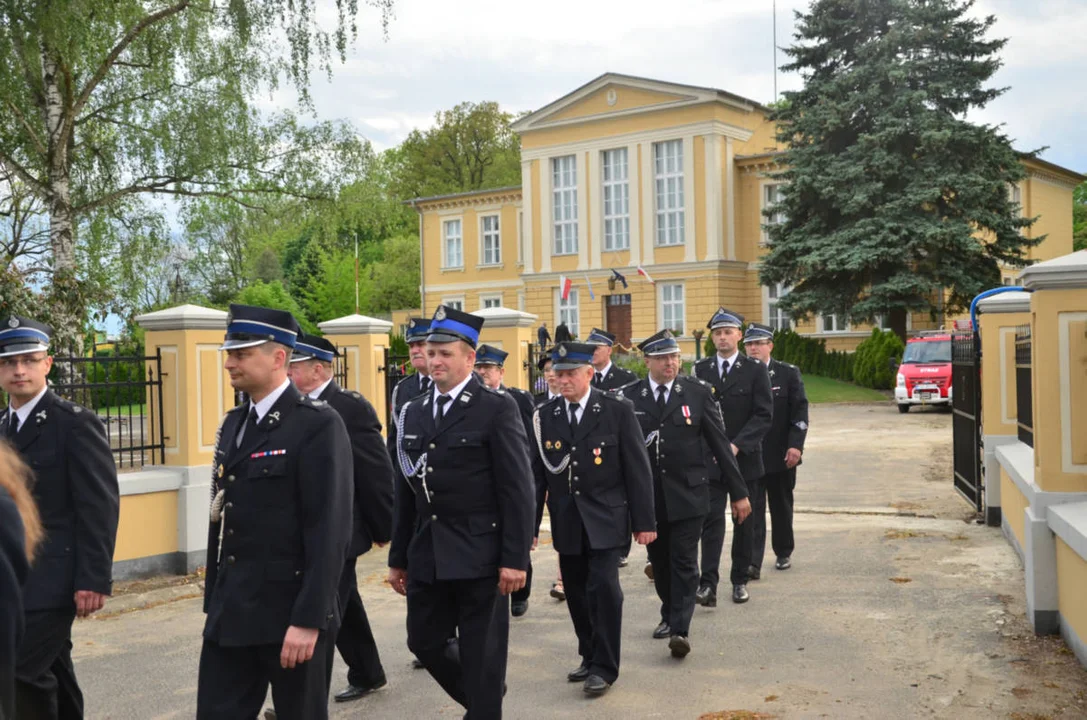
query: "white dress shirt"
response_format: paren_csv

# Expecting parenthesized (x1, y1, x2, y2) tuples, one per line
(308, 377, 334, 400)
(648, 377, 675, 404)
(433, 373, 474, 420)
(564, 386, 593, 424)
(717, 351, 740, 378)
(5, 384, 49, 432)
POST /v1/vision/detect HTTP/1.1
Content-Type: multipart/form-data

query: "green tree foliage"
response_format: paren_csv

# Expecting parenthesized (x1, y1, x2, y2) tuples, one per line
(1074, 180, 1086, 252)
(760, 0, 1039, 343)
(768, 330, 856, 382)
(852, 329, 905, 390)
(388, 102, 523, 200)
(0, 0, 393, 347)
(234, 280, 315, 334)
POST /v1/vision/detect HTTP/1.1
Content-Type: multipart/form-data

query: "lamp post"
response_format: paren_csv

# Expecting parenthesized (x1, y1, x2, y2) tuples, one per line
(693, 329, 704, 361)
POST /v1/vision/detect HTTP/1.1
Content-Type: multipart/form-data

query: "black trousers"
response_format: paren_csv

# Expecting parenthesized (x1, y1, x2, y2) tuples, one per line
(15, 609, 82, 720)
(196, 631, 335, 720)
(406, 575, 508, 720)
(699, 481, 756, 592)
(511, 561, 532, 604)
(752, 468, 796, 567)
(647, 515, 704, 636)
(558, 542, 623, 684)
(335, 555, 386, 688)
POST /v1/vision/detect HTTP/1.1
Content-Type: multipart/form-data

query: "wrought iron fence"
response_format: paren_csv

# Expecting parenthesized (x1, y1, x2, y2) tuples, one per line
(5, 347, 169, 469)
(1015, 324, 1033, 448)
(381, 349, 411, 430)
(525, 343, 547, 397)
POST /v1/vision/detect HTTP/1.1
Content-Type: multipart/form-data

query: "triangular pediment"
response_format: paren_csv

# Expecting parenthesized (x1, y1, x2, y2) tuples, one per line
(512, 73, 765, 134)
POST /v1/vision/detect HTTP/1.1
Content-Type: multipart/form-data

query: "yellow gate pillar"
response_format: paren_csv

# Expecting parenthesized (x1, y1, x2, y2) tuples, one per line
(318, 313, 394, 429)
(976, 291, 1031, 527)
(135, 303, 233, 571)
(473, 307, 539, 392)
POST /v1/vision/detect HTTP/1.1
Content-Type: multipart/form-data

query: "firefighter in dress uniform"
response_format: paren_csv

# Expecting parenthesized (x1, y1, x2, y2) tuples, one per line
(197, 305, 353, 720)
(692, 308, 773, 606)
(287, 335, 395, 704)
(741, 323, 809, 573)
(1, 316, 119, 720)
(620, 330, 749, 658)
(531, 342, 655, 696)
(473, 344, 537, 618)
(387, 306, 534, 720)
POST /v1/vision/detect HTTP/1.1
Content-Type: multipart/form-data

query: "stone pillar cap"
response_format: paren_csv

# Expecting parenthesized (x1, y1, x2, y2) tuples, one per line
(319, 314, 394, 335)
(135, 304, 228, 331)
(976, 291, 1031, 314)
(1019, 250, 1087, 291)
(471, 307, 539, 329)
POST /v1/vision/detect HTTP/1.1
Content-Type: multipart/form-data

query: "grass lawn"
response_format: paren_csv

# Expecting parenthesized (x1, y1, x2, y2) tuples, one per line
(97, 403, 147, 416)
(804, 375, 889, 403)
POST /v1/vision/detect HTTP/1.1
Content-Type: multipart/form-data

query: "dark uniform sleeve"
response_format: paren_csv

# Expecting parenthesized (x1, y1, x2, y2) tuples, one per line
(731, 362, 774, 454)
(385, 381, 401, 458)
(788, 367, 810, 453)
(530, 410, 548, 539)
(291, 409, 353, 629)
(68, 412, 120, 596)
(700, 394, 748, 500)
(0, 486, 29, 702)
(388, 404, 416, 571)
(491, 394, 535, 571)
(615, 399, 655, 533)
(344, 395, 395, 544)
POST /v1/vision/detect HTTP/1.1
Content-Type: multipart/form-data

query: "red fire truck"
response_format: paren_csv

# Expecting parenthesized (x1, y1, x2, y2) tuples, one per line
(894, 329, 956, 413)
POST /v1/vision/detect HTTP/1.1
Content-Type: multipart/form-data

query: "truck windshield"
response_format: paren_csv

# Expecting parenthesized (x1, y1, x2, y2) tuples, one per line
(902, 340, 951, 364)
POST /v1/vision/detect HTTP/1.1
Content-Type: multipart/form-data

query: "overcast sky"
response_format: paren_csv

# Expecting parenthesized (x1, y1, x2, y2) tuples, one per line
(269, 0, 1085, 174)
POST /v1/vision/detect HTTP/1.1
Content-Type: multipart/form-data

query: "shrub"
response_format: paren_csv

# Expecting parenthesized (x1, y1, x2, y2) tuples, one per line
(852, 329, 905, 389)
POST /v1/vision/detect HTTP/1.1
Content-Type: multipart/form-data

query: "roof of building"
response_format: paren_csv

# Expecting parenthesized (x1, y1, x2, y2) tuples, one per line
(407, 185, 523, 207)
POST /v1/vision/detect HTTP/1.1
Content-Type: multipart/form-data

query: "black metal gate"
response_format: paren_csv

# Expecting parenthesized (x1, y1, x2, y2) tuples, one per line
(381, 348, 410, 430)
(525, 343, 546, 397)
(951, 329, 983, 513)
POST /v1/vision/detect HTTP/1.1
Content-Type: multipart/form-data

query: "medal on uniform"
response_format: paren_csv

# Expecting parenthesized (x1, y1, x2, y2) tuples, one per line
(593, 447, 602, 465)
(545, 440, 552, 450)
(217, 464, 224, 479)
(682, 405, 691, 425)
(555, 440, 562, 450)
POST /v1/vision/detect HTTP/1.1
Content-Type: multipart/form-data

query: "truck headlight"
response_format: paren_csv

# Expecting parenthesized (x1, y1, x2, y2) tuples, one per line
(896, 373, 906, 388)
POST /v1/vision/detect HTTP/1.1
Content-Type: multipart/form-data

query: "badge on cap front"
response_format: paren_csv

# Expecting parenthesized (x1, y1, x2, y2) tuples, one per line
(8, 318, 18, 328)
(435, 307, 447, 321)
(558, 346, 568, 357)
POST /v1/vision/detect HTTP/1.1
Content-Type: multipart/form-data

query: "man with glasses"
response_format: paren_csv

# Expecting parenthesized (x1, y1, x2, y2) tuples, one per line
(1, 316, 119, 719)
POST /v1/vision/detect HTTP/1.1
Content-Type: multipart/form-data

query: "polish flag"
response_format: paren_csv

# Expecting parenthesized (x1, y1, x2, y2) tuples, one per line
(559, 275, 573, 300)
(637, 266, 655, 284)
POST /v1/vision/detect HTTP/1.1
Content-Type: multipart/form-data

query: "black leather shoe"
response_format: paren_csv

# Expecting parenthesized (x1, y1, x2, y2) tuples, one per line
(747, 565, 761, 581)
(334, 677, 387, 702)
(776, 556, 792, 570)
(618, 556, 629, 568)
(652, 621, 671, 639)
(583, 674, 611, 695)
(567, 663, 591, 682)
(550, 583, 566, 601)
(411, 658, 425, 669)
(668, 634, 691, 658)
(732, 584, 750, 604)
(644, 561, 654, 581)
(694, 585, 717, 608)
(511, 599, 529, 617)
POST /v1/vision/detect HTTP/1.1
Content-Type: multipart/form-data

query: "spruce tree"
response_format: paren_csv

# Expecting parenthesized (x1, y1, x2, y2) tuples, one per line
(760, 0, 1039, 340)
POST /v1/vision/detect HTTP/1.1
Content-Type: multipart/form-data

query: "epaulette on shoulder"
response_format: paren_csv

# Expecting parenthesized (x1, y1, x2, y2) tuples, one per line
(52, 397, 86, 415)
(603, 389, 635, 407)
(479, 384, 504, 396)
(297, 395, 330, 410)
(339, 388, 367, 403)
(678, 375, 713, 391)
(694, 356, 713, 366)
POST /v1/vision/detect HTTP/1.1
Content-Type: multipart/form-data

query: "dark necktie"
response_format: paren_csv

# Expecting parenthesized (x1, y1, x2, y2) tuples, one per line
(420, 376, 431, 395)
(5, 412, 18, 439)
(657, 385, 667, 413)
(720, 360, 730, 380)
(594, 372, 603, 387)
(568, 402, 580, 434)
(236, 406, 257, 448)
(435, 394, 452, 428)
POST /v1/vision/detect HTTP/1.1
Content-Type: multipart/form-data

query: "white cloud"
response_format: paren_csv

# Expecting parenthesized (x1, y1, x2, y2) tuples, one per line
(272, 0, 1084, 172)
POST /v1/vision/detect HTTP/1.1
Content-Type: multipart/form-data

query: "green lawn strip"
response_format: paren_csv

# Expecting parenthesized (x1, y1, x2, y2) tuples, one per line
(803, 375, 889, 403)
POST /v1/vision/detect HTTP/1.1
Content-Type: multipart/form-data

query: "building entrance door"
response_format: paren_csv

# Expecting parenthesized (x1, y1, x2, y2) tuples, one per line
(605, 294, 632, 350)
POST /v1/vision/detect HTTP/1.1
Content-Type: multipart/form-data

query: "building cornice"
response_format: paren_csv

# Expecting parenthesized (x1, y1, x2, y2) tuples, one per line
(519, 121, 754, 161)
(976, 291, 1031, 315)
(1019, 250, 1087, 291)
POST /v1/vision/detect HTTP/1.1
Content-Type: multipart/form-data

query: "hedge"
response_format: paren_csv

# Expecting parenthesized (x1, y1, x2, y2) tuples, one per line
(851, 328, 905, 390)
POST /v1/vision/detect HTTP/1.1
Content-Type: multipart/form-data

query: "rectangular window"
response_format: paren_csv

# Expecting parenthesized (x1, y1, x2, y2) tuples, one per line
(762, 183, 785, 244)
(822, 314, 848, 333)
(552, 155, 578, 255)
(481, 294, 502, 309)
(767, 283, 792, 331)
(443, 299, 464, 312)
(558, 289, 580, 339)
(443, 219, 463, 268)
(602, 148, 630, 251)
(660, 283, 685, 335)
(654, 140, 684, 246)
(481, 215, 501, 265)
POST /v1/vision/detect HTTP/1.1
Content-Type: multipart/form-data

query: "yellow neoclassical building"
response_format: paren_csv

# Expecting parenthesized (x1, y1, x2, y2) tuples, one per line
(410, 73, 1084, 354)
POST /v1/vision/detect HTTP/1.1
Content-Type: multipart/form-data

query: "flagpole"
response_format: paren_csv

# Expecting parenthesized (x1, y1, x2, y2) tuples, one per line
(773, 0, 778, 103)
(354, 234, 360, 314)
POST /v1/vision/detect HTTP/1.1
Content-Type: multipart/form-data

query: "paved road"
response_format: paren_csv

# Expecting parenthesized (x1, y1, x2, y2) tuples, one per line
(72, 404, 1087, 719)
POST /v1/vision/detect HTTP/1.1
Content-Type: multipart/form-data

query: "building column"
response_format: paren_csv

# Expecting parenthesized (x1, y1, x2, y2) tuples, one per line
(135, 303, 234, 571)
(318, 313, 394, 430)
(473, 307, 539, 393)
(703, 134, 723, 262)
